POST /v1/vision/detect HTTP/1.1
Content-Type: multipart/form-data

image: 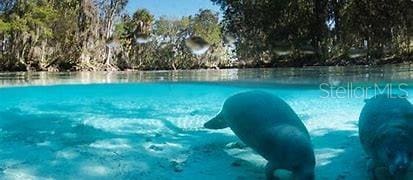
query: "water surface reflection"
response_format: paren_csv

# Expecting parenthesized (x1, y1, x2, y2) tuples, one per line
(1, 64, 413, 87)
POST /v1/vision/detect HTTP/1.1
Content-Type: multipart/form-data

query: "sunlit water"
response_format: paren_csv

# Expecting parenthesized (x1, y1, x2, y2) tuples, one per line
(1, 65, 413, 179)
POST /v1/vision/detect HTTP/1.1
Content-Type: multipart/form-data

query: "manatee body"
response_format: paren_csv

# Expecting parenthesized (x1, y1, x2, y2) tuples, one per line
(359, 94, 413, 179)
(204, 91, 315, 180)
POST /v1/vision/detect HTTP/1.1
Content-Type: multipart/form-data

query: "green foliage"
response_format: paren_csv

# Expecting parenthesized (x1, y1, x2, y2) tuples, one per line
(0, 19, 11, 32)
(192, 9, 221, 45)
(213, 0, 412, 66)
(0, 0, 411, 71)
(132, 9, 154, 25)
(113, 9, 228, 70)
(5, 0, 57, 36)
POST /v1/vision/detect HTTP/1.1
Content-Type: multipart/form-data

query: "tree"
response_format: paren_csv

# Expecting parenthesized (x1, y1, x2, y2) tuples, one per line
(117, 9, 155, 69)
(0, 0, 57, 70)
(212, 0, 412, 66)
(98, 0, 128, 70)
(115, 9, 229, 70)
(154, 16, 190, 70)
(190, 9, 227, 68)
(0, 0, 131, 71)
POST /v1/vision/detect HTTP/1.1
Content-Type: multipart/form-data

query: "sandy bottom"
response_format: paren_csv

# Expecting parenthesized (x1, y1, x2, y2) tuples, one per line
(0, 83, 412, 180)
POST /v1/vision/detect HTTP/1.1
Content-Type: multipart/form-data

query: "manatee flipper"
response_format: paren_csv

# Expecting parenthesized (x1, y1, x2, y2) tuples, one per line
(367, 159, 379, 180)
(204, 113, 229, 129)
(265, 163, 279, 180)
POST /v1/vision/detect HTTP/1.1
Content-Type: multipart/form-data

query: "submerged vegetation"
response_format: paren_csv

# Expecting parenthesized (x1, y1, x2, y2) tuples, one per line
(0, 0, 412, 71)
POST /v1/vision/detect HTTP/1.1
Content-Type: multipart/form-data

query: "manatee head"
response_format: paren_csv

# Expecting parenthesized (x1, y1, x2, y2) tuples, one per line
(378, 131, 413, 176)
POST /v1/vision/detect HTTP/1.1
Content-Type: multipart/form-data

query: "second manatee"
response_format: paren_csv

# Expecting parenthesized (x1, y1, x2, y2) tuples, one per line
(359, 94, 413, 179)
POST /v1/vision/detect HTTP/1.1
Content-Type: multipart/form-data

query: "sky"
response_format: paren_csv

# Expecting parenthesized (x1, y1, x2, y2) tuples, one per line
(126, 0, 222, 19)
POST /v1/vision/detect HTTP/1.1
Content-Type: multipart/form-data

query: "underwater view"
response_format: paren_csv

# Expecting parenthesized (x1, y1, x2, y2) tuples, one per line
(0, 0, 412, 179)
(0, 65, 413, 179)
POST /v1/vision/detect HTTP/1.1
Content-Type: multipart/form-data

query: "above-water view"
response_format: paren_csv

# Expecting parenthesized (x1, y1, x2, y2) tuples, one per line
(0, 0, 412, 179)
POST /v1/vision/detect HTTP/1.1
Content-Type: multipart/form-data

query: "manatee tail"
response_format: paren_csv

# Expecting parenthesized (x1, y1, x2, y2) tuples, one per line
(204, 112, 229, 130)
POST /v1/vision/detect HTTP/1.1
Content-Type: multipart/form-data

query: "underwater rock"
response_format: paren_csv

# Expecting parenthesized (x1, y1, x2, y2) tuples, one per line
(189, 110, 200, 116)
(149, 145, 163, 152)
(204, 91, 315, 179)
(359, 94, 413, 179)
(145, 137, 152, 142)
(170, 160, 185, 172)
(231, 159, 246, 167)
(154, 133, 162, 138)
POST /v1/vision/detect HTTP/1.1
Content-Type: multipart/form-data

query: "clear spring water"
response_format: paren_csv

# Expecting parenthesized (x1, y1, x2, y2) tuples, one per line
(1, 65, 413, 179)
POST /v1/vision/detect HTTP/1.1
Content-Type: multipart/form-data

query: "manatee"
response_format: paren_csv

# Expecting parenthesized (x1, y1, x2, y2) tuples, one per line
(359, 94, 413, 179)
(204, 91, 315, 180)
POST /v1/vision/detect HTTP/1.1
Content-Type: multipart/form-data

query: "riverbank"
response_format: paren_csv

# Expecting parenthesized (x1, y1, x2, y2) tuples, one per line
(0, 53, 411, 73)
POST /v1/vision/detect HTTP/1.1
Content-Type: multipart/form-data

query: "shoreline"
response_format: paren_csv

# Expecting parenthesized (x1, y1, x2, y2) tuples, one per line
(1, 63, 413, 89)
(0, 60, 412, 73)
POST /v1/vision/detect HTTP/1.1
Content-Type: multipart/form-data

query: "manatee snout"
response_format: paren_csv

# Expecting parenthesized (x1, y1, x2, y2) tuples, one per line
(378, 132, 413, 176)
(389, 152, 411, 175)
(203, 120, 218, 129)
(203, 113, 228, 130)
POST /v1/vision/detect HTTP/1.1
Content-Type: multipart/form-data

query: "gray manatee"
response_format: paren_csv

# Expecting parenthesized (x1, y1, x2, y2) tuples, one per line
(359, 94, 413, 179)
(204, 91, 315, 180)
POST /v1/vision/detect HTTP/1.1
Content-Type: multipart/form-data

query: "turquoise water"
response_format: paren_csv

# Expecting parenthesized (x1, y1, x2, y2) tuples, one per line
(1, 66, 413, 179)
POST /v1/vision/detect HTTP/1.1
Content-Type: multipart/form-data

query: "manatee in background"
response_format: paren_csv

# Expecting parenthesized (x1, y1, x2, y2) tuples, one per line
(359, 94, 413, 179)
(204, 91, 315, 180)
